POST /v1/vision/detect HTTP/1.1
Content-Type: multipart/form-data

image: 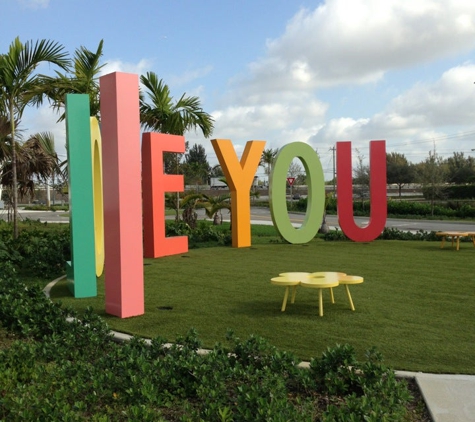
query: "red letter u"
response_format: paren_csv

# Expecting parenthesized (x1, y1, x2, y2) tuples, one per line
(336, 141, 387, 242)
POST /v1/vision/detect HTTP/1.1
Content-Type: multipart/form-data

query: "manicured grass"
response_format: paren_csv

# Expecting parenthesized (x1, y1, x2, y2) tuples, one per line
(50, 235, 475, 374)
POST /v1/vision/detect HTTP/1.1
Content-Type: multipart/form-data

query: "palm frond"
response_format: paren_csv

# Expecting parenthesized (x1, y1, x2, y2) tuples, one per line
(139, 71, 214, 137)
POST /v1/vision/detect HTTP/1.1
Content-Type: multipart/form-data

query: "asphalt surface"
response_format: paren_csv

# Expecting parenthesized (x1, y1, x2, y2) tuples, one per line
(3, 206, 475, 233)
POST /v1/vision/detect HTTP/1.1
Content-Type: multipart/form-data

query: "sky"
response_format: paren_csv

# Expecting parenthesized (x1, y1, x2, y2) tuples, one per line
(2, 0, 475, 181)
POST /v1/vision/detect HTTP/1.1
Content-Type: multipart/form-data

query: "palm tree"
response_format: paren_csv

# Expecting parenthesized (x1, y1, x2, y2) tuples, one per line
(0, 115, 13, 207)
(140, 71, 215, 219)
(0, 37, 69, 237)
(201, 193, 231, 225)
(180, 192, 204, 229)
(260, 148, 278, 181)
(1, 132, 58, 205)
(0, 115, 11, 167)
(140, 71, 214, 136)
(41, 40, 104, 121)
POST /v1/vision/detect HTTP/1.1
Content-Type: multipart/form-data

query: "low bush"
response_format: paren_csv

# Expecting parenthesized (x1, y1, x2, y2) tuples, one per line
(0, 220, 70, 278)
(0, 273, 422, 421)
(294, 196, 475, 219)
(322, 227, 442, 242)
(166, 220, 232, 247)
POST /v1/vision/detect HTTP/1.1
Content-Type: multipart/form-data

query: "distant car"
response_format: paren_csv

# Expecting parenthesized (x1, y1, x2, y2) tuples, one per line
(292, 193, 300, 200)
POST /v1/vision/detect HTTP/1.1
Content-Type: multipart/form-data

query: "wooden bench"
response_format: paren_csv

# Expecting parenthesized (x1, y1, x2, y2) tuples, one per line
(436, 231, 471, 251)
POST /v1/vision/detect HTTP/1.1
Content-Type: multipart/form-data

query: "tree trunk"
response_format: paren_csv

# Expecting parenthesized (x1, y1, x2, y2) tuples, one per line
(318, 213, 329, 234)
(10, 103, 18, 239)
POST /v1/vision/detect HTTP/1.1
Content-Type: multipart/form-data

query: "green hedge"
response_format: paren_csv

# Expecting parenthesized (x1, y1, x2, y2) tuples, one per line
(0, 220, 70, 278)
(440, 184, 475, 199)
(293, 196, 475, 218)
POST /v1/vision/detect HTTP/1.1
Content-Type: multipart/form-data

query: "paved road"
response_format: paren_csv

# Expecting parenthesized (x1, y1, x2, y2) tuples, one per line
(249, 206, 475, 232)
(0, 209, 70, 224)
(3, 207, 475, 232)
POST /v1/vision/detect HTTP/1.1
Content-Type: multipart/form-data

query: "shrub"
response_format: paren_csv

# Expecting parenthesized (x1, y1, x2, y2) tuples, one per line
(166, 220, 232, 247)
(0, 221, 70, 278)
(0, 274, 416, 420)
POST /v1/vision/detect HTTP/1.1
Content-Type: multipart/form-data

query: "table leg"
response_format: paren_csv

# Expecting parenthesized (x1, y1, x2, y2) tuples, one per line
(440, 236, 446, 249)
(456, 236, 460, 251)
(281, 287, 289, 312)
(329, 288, 335, 304)
(291, 285, 297, 304)
(318, 289, 323, 317)
(345, 285, 355, 311)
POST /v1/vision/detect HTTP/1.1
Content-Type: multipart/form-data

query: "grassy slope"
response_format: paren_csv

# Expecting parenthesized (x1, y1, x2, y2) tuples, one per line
(50, 231, 474, 375)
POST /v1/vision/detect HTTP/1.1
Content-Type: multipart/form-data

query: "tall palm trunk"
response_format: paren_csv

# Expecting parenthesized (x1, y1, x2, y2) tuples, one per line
(9, 102, 18, 239)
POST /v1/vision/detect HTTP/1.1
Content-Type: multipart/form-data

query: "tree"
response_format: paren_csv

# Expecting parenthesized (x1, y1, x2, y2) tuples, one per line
(140, 71, 214, 219)
(201, 193, 231, 225)
(210, 164, 224, 178)
(140, 72, 214, 137)
(416, 150, 447, 216)
(386, 152, 415, 197)
(353, 149, 370, 203)
(0, 114, 13, 206)
(183, 143, 210, 186)
(445, 152, 475, 184)
(180, 192, 204, 229)
(288, 159, 302, 179)
(0, 115, 11, 168)
(260, 148, 278, 180)
(41, 40, 105, 121)
(0, 37, 69, 237)
(1, 132, 58, 204)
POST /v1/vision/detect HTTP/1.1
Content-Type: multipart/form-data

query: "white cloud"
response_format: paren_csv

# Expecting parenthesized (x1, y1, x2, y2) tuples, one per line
(100, 59, 153, 77)
(211, 94, 328, 146)
(243, 0, 475, 93)
(307, 62, 475, 163)
(209, 0, 475, 166)
(387, 64, 475, 126)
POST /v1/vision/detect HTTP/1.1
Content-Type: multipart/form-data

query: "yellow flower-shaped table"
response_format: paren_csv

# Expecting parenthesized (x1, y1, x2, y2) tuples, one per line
(271, 272, 310, 311)
(335, 275, 364, 311)
(271, 272, 364, 316)
(301, 273, 340, 317)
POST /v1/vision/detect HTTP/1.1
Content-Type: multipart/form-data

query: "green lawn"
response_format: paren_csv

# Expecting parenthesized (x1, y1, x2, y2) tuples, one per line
(50, 234, 475, 375)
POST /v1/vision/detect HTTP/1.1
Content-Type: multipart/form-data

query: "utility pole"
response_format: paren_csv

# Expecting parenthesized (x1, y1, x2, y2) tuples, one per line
(329, 146, 336, 193)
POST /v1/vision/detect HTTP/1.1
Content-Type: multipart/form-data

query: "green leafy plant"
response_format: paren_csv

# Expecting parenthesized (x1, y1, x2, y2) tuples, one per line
(0, 270, 427, 420)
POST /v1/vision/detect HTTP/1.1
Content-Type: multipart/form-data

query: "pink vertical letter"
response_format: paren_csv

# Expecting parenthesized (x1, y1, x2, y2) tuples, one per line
(142, 132, 188, 257)
(337, 141, 387, 242)
(100, 72, 144, 317)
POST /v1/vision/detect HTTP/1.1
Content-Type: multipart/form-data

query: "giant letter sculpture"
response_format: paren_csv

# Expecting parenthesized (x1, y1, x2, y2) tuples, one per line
(100, 72, 144, 317)
(65, 94, 97, 298)
(336, 141, 387, 242)
(211, 139, 265, 247)
(142, 133, 188, 258)
(270, 142, 325, 243)
(90, 117, 105, 277)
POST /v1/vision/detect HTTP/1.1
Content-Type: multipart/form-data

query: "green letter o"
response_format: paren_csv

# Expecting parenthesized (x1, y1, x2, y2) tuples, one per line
(269, 143, 325, 243)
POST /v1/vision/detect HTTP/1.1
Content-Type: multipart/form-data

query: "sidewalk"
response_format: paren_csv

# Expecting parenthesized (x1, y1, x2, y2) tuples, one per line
(396, 371, 475, 421)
